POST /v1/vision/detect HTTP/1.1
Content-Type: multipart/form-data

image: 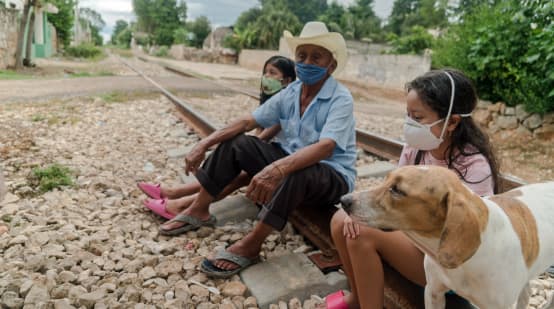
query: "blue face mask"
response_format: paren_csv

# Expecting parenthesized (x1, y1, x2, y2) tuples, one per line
(295, 62, 328, 85)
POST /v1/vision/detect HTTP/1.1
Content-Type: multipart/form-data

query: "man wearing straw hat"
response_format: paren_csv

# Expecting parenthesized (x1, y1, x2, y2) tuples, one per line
(159, 21, 356, 277)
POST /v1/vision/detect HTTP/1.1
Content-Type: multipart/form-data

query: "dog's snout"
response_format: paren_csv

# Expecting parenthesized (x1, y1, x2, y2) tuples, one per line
(340, 194, 354, 209)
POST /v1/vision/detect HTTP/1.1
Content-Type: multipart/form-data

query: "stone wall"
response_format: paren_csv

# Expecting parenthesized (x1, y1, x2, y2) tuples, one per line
(338, 53, 431, 89)
(167, 44, 237, 65)
(238, 49, 285, 72)
(275, 37, 431, 89)
(473, 101, 554, 140)
(0, 7, 18, 69)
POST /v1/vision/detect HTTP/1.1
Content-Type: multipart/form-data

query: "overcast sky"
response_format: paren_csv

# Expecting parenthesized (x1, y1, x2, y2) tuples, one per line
(79, 0, 394, 43)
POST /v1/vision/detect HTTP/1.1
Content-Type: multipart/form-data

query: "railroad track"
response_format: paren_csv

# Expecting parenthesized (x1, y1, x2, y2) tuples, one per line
(120, 56, 526, 309)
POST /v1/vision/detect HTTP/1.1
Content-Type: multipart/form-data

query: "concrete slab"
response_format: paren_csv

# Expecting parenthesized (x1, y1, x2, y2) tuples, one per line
(241, 253, 348, 308)
(357, 161, 396, 178)
(210, 195, 259, 226)
(167, 145, 193, 158)
(178, 171, 197, 185)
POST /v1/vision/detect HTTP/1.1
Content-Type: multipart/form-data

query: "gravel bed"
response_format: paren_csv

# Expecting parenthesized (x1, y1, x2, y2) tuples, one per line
(0, 94, 551, 308)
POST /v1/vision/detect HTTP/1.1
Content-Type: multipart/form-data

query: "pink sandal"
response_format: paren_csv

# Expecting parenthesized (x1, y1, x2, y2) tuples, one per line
(142, 198, 175, 220)
(325, 290, 349, 309)
(138, 182, 163, 200)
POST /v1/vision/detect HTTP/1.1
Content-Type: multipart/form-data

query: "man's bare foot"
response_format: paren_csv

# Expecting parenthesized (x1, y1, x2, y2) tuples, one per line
(208, 239, 260, 271)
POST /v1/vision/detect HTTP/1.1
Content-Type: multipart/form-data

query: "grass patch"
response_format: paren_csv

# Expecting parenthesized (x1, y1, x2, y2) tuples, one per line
(110, 47, 134, 58)
(0, 70, 33, 80)
(100, 91, 128, 103)
(30, 164, 73, 193)
(68, 71, 114, 78)
(31, 114, 46, 122)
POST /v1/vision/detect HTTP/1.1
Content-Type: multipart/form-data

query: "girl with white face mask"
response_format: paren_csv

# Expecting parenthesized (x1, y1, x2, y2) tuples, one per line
(321, 69, 500, 309)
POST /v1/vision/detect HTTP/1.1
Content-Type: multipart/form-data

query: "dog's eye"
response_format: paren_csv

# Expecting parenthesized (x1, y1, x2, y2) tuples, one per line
(389, 185, 405, 197)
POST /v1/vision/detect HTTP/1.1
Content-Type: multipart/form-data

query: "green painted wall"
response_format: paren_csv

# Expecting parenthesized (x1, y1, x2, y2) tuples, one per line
(22, 8, 55, 59)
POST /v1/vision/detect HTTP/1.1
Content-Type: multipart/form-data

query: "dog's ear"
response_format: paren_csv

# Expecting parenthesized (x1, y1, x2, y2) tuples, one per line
(437, 190, 483, 269)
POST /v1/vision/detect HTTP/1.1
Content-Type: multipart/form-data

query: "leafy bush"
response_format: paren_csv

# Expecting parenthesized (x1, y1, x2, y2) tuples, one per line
(116, 28, 133, 48)
(65, 44, 102, 58)
(388, 26, 435, 55)
(173, 28, 190, 45)
(433, 0, 554, 114)
(155, 46, 169, 57)
(30, 164, 73, 193)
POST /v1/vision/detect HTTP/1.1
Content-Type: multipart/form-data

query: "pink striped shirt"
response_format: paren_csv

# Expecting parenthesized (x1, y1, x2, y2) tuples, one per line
(398, 145, 494, 196)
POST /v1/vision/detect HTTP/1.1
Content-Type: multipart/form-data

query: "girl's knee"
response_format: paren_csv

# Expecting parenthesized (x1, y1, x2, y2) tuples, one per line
(345, 226, 380, 253)
(330, 209, 346, 237)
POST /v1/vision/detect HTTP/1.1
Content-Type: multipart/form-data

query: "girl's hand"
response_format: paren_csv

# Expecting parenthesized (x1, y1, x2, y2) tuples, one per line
(343, 213, 361, 239)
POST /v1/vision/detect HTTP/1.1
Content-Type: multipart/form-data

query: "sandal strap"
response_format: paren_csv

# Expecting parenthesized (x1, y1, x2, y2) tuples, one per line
(170, 214, 216, 227)
(214, 249, 256, 268)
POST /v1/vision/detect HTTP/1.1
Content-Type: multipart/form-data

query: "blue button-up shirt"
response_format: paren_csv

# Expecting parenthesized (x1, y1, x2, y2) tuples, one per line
(252, 77, 357, 192)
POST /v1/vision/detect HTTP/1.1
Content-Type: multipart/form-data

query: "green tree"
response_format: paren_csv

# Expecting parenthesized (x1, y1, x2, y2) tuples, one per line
(433, 0, 554, 113)
(226, 0, 301, 50)
(177, 0, 187, 25)
(388, 25, 434, 54)
(387, 0, 448, 35)
(254, 4, 301, 49)
(234, 7, 261, 33)
(348, 0, 382, 41)
(388, 0, 418, 35)
(286, 0, 327, 24)
(132, 0, 183, 45)
(318, 1, 353, 38)
(111, 20, 129, 45)
(79, 7, 105, 45)
(47, 0, 76, 47)
(184, 16, 211, 48)
(116, 28, 133, 48)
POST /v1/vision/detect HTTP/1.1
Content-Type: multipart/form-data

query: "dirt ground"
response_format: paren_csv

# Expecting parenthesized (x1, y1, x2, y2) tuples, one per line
(2, 53, 552, 183)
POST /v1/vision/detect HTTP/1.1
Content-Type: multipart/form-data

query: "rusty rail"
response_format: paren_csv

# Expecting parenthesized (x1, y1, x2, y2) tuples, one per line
(138, 56, 260, 100)
(119, 58, 216, 137)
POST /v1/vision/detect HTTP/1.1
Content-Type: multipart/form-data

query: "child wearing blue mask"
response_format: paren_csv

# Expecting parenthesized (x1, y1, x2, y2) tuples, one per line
(321, 69, 500, 309)
(138, 55, 296, 219)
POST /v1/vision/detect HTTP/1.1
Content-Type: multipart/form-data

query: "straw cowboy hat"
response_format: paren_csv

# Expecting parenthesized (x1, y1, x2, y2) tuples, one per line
(284, 21, 348, 75)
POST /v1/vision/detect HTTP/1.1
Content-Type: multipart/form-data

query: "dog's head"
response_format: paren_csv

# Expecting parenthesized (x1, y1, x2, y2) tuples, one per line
(344, 165, 489, 268)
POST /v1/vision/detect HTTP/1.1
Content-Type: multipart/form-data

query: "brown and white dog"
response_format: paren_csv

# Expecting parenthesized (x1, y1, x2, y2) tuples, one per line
(344, 165, 554, 309)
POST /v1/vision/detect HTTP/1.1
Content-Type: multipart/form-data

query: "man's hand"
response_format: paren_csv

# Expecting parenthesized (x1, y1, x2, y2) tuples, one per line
(245, 163, 284, 204)
(184, 144, 207, 175)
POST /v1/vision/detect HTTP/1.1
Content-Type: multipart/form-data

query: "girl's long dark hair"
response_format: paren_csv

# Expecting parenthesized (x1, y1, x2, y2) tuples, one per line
(259, 55, 296, 105)
(406, 69, 500, 193)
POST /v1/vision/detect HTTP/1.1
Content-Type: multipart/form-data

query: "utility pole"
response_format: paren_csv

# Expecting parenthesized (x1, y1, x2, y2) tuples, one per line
(15, 0, 32, 70)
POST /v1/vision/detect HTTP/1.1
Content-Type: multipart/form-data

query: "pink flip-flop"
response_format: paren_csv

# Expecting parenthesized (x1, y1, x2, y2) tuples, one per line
(142, 198, 175, 220)
(137, 182, 163, 200)
(325, 290, 349, 309)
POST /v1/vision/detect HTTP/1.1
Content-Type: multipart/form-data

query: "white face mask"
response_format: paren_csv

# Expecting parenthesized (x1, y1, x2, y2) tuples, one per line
(403, 116, 446, 151)
(403, 71, 472, 151)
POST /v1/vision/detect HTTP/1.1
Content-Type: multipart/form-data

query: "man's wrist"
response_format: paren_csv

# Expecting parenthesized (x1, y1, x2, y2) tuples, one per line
(271, 163, 286, 178)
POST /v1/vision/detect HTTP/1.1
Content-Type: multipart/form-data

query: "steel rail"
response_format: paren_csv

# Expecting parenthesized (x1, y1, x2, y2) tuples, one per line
(119, 58, 216, 137)
(138, 56, 260, 100)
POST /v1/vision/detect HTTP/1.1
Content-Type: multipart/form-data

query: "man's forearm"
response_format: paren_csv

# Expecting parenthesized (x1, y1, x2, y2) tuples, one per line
(198, 116, 259, 150)
(271, 138, 336, 175)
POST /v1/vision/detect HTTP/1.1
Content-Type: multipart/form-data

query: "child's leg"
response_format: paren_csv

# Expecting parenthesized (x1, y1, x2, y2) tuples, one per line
(330, 210, 426, 309)
(165, 172, 251, 214)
